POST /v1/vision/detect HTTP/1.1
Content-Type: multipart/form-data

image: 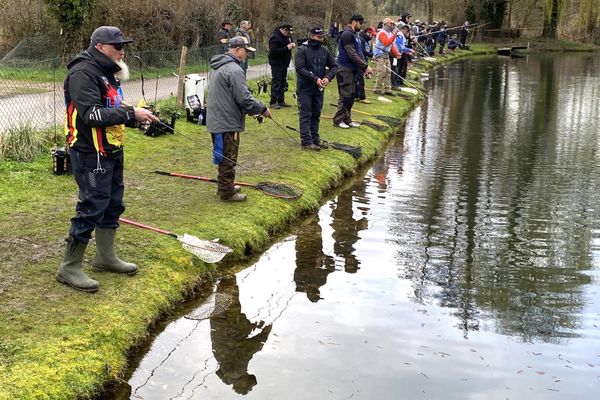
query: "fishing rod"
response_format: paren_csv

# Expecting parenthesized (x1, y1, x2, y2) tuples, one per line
(133, 55, 146, 104)
(284, 125, 362, 158)
(413, 23, 480, 40)
(123, 100, 255, 173)
(150, 118, 257, 173)
(267, 116, 353, 179)
(382, 64, 448, 110)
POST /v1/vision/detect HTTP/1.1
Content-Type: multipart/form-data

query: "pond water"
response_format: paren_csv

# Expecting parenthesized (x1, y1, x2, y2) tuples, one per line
(104, 54, 600, 399)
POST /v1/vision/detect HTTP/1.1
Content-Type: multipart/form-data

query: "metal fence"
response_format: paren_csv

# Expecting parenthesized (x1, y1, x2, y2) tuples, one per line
(0, 41, 270, 137)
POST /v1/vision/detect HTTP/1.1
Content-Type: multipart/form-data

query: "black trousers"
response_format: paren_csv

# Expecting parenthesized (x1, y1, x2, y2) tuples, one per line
(390, 55, 401, 87)
(297, 91, 324, 146)
(68, 149, 125, 244)
(355, 70, 366, 100)
(211, 132, 240, 200)
(398, 53, 410, 85)
(270, 64, 287, 105)
(333, 69, 357, 125)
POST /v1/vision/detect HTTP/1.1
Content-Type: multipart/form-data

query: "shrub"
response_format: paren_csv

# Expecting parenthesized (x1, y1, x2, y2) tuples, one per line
(0, 124, 53, 162)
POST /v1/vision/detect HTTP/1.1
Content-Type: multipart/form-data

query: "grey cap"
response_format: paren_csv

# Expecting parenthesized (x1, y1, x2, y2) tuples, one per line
(228, 36, 256, 52)
(90, 26, 133, 46)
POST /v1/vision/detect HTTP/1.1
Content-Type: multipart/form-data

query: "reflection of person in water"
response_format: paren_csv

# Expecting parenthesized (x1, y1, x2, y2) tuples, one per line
(210, 275, 272, 394)
(294, 216, 335, 302)
(330, 182, 369, 273)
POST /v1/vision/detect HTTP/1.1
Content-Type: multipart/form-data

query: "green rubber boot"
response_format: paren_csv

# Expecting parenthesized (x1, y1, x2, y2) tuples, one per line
(56, 237, 99, 293)
(92, 228, 138, 275)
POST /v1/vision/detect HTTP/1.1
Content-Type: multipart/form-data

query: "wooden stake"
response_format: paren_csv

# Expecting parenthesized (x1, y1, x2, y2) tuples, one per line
(176, 46, 188, 108)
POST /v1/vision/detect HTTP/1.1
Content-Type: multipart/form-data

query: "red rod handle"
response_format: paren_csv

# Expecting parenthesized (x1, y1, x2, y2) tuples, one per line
(119, 217, 177, 237)
(154, 170, 256, 188)
(155, 170, 217, 183)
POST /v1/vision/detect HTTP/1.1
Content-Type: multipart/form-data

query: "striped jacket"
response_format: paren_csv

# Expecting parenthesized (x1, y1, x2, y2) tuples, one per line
(64, 47, 136, 156)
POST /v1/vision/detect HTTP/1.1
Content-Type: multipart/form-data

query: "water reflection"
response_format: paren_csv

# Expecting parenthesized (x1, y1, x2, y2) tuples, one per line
(329, 177, 370, 274)
(395, 54, 598, 342)
(210, 275, 272, 394)
(102, 54, 600, 399)
(294, 216, 335, 302)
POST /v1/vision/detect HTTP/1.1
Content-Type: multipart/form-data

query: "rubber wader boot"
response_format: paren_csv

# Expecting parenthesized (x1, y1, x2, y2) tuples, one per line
(56, 237, 99, 293)
(92, 228, 138, 275)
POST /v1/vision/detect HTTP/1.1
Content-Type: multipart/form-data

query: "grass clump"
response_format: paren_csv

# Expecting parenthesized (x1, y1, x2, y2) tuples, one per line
(0, 123, 54, 162)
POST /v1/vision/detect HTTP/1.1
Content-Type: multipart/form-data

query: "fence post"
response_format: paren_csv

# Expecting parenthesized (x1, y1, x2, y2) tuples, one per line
(176, 46, 188, 108)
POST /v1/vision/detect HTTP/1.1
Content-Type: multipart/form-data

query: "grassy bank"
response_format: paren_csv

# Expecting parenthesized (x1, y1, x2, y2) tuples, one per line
(0, 44, 494, 399)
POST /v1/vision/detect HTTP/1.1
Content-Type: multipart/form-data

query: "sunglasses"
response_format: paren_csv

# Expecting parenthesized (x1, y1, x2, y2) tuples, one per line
(109, 43, 125, 51)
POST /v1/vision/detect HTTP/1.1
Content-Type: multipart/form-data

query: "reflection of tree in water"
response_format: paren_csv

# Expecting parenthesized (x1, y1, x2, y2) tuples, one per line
(330, 178, 369, 274)
(210, 275, 272, 395)
(294, 216, 335, 302)
(395, 57, 595, 343)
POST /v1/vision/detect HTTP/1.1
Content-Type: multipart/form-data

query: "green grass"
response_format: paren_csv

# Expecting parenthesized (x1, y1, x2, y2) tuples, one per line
(0, 124, 56, 162)
(0, 44, 495, 400)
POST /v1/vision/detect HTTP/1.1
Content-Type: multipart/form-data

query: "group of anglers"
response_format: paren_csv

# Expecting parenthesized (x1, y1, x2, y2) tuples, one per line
(55, 12, 468, 293)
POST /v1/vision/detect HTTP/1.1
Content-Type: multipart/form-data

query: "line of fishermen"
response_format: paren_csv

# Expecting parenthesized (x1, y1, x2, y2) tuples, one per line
(55, 13, 467, 292)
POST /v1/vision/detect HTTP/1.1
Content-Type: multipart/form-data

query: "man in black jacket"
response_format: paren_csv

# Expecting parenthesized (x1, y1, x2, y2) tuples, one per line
(58, 26, 158, 293)
(294, 27, 338, 150)
(268, 23, 295, 109)
(356, 26, 375, 104)
(217, 20, 233, 53)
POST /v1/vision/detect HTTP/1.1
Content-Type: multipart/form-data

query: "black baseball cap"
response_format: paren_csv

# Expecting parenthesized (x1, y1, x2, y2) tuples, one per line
(90, 26, 133, 46)
(350, 14, 364, 22)
(279, 23, 293, 31)
(309, 27, 325, 36)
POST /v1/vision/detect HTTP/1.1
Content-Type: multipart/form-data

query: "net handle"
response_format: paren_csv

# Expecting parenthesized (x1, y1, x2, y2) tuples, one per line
(154, 170, 258, 189)
(119, 217, 178, 238)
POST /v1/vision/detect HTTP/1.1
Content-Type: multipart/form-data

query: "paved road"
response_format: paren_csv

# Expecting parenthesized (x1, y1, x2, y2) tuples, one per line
(0, 62, 275, 132)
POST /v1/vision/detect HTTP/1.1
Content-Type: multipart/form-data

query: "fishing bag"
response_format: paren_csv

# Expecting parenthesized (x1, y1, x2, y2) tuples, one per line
(186, 94, 207, 126)
(51, 147, 71, 175)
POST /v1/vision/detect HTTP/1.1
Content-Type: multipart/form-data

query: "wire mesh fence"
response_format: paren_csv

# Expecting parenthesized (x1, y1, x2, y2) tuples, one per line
(0, 39, 270, 142)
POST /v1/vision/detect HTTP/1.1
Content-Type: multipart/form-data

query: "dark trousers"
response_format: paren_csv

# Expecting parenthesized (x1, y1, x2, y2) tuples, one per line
(355, 70, 366, 100)
(437, 41, 446, 54)
(211, 132, 240, 200)
(399, 53, 410, 85)
(297, 91, 324, 146)
(68, 149, 125, 244)
(333, 69, 357, 125)
(270, 64, 287, 105)
(390, 55, 401, 87)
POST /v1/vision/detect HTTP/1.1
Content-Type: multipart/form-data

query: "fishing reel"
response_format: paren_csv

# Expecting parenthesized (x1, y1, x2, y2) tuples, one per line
(138, 106, 177, 137)
(255, 114, 264, 124)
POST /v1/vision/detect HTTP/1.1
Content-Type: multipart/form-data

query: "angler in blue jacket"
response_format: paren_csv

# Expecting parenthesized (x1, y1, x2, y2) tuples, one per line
(295, 27, 338, 150)
(394, 24, 414, 86)
(333, 14, 373, 129)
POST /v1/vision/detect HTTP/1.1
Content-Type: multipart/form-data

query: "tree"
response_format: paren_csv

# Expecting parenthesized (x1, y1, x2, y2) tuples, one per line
(45, 0, 95, 32)
(580, 0, 600, 41)
(542, 0, 563, 38)
(225, 0, 244, 25)
(45, 0, 96, 56)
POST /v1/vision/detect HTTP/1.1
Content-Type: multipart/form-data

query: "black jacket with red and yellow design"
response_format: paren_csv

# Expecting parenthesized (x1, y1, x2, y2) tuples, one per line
(64, 46, 136, 156)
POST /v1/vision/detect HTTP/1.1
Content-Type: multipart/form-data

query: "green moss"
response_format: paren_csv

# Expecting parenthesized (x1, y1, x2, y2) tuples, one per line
(0, 45, 495, 400)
